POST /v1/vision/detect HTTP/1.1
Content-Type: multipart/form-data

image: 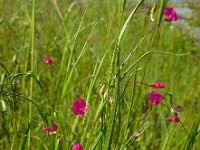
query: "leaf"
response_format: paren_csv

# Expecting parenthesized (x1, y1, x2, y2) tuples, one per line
(21, 122, 31, 150)
(54, 138, 60, 150)
(88, 131, 103, 150)
(122, 0, 128, 16)
(118, 0, 145, 46)
(0, 62, 9, 73)
(135, 136, 143, 142)
(0, 73, 6, 87)
(183, 119, 200, 150)
(0, 99, 7, 112)
(20, 96, 47, 124)
(9, 71, 42, 88)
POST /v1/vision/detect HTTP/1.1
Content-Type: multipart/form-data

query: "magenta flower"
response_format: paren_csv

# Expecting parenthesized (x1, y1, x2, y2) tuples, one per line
(149, 91, 162, 106)
(150, 81, 165, 89)
(166, 116, 180, 123)
(163, 7, 178, 22)
(72, 144, 84, 150)
(43, 123, 58, 135)
(72, 98, 88, 118)
(44, 55, 53, 64)
(91, 37, 97, 43)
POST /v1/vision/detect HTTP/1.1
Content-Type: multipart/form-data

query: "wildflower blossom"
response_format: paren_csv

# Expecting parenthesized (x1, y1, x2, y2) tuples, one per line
(72, 98, 88, 118)
(166, 116, 180, 123)
(163, 7, 178, 22)
(43, 123, 58, 135)
(150, 81, 165, 89)
(149, 91, 162, 106)
(72, 143, 84, 150)
(44, 55, 53, 64)
(91, 37, 97, 43)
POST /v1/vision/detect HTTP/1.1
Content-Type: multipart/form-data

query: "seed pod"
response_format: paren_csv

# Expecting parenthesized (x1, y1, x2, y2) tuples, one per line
(133, 130, 142, 139)
(99, 84, 105, 98)
(12, 55, 18, 64)
(150, 4, 157, 22)
(174, 105, 185, 112)
(0, 99, 7, 112)
(108, 96, 113, 105)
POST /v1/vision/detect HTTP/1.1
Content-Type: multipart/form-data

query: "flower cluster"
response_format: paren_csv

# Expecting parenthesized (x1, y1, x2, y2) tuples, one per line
(43, 123, 58, 135)
(148, 81, 164, 106)
(40, 6, 179, 150)
(71, 98, 88, 149)
(142, 80, 183, 124)
(42, 98, 87, 149)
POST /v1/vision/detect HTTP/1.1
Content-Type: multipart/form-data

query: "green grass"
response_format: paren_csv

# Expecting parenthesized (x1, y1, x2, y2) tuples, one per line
(0, 0, 200, 149)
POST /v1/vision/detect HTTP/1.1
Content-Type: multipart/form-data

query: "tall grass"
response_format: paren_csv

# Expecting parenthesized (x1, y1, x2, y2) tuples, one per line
(27, 0, 35, 148)
(0, 0, 200, 149)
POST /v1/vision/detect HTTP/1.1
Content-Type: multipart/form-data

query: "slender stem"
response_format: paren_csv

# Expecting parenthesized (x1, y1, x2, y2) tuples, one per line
(127, 81, 151, 87)
(161, 103, 170, 110)
(52, 0, 63, 20)
(139, 107, 156, 128)
(121, 51, 190, 79)
(28, 0, 35, 149)
(121, 88, 156, 149)
(180, 120, 189, 136)
(121, 69, 137, 149)
(121, 122, 152, 149)
(119, 29, 153, 72)
(0, 62, 9, 74)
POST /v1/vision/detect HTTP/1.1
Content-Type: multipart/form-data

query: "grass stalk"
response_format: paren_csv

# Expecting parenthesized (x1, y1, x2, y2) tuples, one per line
(121, 51, 190, 79)
(27, 0, 35, 149)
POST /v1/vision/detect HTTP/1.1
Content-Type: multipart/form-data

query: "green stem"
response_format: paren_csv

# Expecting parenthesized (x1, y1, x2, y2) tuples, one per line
(121, 51, 190, 79)
(28, 0, 35, 149)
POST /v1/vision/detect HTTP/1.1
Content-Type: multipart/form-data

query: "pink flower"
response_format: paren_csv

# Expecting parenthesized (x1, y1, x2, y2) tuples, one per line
(91, 37, 97, 43)
(43, 123, 58, 135)
(166, 116, 180, 123)
(44, 55, 53, 64)
(163, 7, 178, 22)
(72, 144, 84, 150)
(149, 92, 162, 106)
(72, 98, 88, 118)
(150, 81, 165, 89)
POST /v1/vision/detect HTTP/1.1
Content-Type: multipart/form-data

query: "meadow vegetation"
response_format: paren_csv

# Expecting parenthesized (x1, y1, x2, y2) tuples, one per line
(0, 0, 200, 149)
